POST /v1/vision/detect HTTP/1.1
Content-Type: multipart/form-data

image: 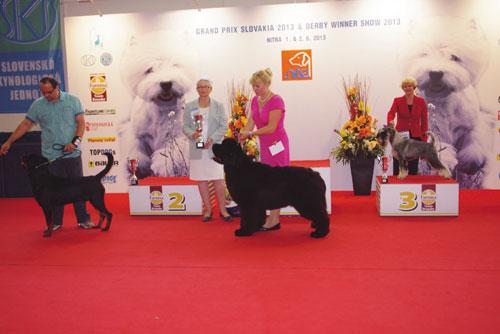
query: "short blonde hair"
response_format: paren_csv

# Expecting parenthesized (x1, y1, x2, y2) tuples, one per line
(401, 77, 417, 89)
(250, 68, 273, 86)
(196, 78, 212, 88)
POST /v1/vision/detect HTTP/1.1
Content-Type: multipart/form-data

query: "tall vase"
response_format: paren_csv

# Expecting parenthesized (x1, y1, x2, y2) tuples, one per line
(349, 156, 375, 196)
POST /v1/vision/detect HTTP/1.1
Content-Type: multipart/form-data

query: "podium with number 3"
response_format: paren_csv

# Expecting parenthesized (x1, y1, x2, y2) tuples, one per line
(376, 175, 459, 216)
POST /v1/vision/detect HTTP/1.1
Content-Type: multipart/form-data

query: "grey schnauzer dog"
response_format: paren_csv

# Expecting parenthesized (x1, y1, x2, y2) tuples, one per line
(376, 125, 452, 179)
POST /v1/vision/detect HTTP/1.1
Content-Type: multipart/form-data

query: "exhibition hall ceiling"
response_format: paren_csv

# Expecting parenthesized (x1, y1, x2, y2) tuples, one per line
(62, 0, 332, 17)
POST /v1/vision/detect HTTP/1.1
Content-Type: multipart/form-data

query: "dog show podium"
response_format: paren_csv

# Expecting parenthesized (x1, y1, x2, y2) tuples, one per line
(128, 160, 331, 216)
(128, 177, 202, 215)
(376, 175, 459, 216)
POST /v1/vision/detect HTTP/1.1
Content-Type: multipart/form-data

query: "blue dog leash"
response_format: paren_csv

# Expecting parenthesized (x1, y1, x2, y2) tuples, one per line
(34, 143, 81, 169)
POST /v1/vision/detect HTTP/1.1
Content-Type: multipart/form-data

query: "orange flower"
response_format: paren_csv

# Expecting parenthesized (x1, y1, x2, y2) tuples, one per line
(358, 127, 369, 138)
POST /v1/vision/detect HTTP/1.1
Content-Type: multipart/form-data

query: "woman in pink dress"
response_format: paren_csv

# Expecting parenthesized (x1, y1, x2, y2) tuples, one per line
(239, 68, 290, 231)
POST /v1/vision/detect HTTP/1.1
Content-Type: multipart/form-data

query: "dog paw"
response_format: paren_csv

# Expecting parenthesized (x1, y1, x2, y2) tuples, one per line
(439, 168, 453, 179)
(310, 229, 329, 238)
(235, 229, 254, 237)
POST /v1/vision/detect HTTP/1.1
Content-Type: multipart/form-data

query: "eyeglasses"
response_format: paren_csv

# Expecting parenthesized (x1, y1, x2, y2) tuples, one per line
(197, 85, 211, 89)
(41, 88, 57, 97)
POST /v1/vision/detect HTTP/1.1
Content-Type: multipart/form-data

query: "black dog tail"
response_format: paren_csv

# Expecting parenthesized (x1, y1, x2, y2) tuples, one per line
(97, 153, 114, 179)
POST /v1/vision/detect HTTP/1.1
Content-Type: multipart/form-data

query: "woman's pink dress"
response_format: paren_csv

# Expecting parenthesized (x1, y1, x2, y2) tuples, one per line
(251, 94, 290, 167)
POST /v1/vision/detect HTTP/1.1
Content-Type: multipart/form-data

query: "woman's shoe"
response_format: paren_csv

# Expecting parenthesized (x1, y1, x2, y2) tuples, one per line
(201, 213, 212, 222)
(220, 213, 233, 222)
(259, 223, 280, 231)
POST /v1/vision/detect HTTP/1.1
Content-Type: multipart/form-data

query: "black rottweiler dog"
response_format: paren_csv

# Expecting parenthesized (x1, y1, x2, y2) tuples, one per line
(212, 138, 329, 238)
(22, 153, 114, 237)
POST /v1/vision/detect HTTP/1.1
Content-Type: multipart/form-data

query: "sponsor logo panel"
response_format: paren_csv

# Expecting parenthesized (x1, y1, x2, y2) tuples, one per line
(87, 136, 116, 143)
(81, 54, 97, 67)
(88, 159, 119, 168)
(85, 121, 114, 132)
(421, 184, 437, 211)
(90, 73, 107, 102)
(89, 148, 116, 156)
(100, 52, 113, 66)
(150, 186, 164, 211)
(102, 175, 117, 184)
(90, 29, 104, 50)
(85, 108, 116, 115)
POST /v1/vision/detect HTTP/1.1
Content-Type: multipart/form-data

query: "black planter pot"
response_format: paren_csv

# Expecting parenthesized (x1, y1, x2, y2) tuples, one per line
(349, 157, 375, 196)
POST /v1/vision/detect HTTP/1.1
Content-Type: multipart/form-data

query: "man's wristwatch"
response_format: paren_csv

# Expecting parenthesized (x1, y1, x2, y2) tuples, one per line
(72, 136, 82, 146)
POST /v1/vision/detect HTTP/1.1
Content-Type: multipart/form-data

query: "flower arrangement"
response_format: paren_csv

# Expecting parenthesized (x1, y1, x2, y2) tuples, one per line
(331, 76, 384, 164)
(226, 80, 259, 158)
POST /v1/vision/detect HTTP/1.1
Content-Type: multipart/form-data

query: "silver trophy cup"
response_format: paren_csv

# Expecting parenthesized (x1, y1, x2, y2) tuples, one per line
(194, 114, 204, 149)
(128, 158, 139, 185)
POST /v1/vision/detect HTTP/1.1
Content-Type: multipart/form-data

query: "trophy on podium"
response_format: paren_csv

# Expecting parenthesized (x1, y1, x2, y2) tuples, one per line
(128, 158, 139, 185)
(194, 114, 204, 149)
(381, 156, 389, 183)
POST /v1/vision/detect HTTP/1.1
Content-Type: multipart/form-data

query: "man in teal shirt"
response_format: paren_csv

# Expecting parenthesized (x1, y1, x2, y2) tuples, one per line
(0, 77, 95, 231)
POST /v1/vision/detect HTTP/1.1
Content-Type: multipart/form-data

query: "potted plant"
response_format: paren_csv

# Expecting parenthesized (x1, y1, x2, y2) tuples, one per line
(332, 76, 384, 195)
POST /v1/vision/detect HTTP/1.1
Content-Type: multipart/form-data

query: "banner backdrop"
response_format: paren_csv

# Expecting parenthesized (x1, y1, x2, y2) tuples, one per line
(0, 0, 65, 113)
(63, 0, 500, 192)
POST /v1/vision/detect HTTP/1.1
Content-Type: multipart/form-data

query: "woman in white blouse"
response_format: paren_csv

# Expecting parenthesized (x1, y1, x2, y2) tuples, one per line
(183, 79, 232, 222)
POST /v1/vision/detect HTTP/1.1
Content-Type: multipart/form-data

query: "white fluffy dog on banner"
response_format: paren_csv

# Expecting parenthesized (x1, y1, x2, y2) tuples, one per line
(399, 17, 495, 188)
(118, 30, 198, 179)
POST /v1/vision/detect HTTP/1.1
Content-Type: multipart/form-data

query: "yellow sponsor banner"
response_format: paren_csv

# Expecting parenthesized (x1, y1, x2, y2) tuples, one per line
(87, 137, 116, 142)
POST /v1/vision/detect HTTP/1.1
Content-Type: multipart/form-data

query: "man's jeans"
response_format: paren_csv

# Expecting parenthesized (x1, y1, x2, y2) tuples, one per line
(47, 155, 90, 226)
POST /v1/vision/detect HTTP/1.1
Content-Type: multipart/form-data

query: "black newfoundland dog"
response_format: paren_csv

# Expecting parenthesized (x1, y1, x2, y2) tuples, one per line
(212, 138, 329, 238)
(22, 153, 114, 237)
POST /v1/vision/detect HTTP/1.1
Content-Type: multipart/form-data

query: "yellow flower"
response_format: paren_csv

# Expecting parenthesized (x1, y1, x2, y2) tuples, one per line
(367, 140, 378, 151)
(358, 101, 365, 112)
(226, 128, 233, 138)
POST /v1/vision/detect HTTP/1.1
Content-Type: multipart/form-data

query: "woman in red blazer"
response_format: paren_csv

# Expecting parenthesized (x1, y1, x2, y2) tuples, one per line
(387, 77, 429, 176)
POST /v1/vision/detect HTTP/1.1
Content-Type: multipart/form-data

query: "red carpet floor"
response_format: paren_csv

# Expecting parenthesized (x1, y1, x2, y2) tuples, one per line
(1, 190, 500, 334)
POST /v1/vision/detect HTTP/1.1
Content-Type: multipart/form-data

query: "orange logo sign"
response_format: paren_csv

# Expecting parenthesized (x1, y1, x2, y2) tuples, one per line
(281, 49, 312, 81)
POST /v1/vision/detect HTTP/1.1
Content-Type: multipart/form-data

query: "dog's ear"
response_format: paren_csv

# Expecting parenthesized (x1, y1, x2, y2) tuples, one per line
(219, 138, 246, 167)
